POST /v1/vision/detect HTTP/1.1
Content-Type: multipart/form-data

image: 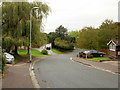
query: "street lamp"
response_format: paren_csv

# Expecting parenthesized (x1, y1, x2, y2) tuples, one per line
(29, 7, 40, 63)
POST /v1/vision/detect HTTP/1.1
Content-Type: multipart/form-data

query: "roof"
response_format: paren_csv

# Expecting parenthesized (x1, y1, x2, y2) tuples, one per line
(107, 40, 120, 46)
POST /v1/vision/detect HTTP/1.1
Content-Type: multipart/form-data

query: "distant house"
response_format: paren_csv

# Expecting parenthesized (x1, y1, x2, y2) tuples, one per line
(107, 40, 120, 59)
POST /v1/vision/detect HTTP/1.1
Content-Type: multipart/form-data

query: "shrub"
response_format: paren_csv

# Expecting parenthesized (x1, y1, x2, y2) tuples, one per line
(41, 49, 48, 55)
(2, 56, 6, 73)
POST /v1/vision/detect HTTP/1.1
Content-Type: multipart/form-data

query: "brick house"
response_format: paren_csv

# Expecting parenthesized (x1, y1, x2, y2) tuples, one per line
(107, 40, 120, 59)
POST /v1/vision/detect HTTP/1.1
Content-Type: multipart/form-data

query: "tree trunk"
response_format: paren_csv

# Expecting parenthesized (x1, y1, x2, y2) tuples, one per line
(6, 47, 11, 53)
(27, 46, 30, 54)
(14, 45, 18, 55)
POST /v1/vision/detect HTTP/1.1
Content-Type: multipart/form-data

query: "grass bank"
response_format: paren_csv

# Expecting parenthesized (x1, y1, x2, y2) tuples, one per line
(18, 49, 48, 56)
(12, 49, 49, 63)
(52, 48, 73, 54)
(87, 57, 110, 62)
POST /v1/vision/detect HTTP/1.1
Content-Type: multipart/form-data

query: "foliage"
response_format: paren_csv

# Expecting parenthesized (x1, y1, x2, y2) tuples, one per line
(55, 25, 68, 39)
(47, 32, 57, 43)
(76, 19, 118, 50)
(54, 37, 74, 51)
(2, 2, 50, 54)
(2, 55, 6, 73)
(47, 25, 75, 50)
(76, 27, 99, 50)
(41, 49, 48, 55)
(69, 30, 79, 38)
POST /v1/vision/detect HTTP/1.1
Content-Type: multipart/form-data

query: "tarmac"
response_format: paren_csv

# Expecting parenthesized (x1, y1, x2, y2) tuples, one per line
(1, 55, 119, 88)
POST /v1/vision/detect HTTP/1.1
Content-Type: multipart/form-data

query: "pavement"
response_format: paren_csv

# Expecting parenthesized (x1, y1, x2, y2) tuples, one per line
(72, 57, 119, 74)
(2, 59, 34, 88)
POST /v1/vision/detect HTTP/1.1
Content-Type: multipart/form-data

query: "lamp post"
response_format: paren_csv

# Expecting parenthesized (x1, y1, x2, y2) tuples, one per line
(29, 7, 40, 63)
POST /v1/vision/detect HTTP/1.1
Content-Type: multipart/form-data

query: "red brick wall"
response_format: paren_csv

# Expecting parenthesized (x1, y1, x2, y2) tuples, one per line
(108, 50, 116, 57)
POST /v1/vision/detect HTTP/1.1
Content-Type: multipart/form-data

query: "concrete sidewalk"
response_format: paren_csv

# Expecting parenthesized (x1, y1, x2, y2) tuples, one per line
(73, 57, 119, 74)
(2, 60, 34, 88)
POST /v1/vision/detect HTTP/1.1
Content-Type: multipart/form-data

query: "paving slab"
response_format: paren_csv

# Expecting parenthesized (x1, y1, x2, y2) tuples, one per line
(2, 61, 34, 88)
(73, 57, 119, 74)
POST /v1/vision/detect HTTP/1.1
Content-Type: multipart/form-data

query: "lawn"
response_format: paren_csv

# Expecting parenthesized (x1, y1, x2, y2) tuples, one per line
(87, 57, 110, 61)
(52, 48, 73, 54)
(18, 49, 48, 56)
(52, 48, 64, 54)
(13, 49, 49, 63)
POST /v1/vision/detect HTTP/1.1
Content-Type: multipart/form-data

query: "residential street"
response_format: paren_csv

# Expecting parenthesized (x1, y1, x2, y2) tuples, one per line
(34, 49, 118, 88)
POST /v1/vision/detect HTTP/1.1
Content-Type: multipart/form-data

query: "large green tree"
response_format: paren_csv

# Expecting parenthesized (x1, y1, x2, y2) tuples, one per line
(2, 2, 50, 54)
(76, 27, 99, 50)
(76, 19, 118, 50)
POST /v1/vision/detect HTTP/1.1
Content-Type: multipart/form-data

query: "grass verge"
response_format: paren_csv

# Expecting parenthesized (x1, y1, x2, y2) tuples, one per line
(87, 57, 110, 62)
(18, 49, 48, 56)
(52, 48, 73, 54)
(12, 49, 49, 63)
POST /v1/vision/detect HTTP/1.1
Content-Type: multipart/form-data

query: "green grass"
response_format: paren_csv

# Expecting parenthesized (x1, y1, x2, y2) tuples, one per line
(52, 48, 73, 54)
(18, 50, 27, 55)
(87, 57, 110, 61)
(13, 49, 49, 63)
(52, 48, 64, 54)
(18, 49, 48, 56)
(31, 49, 48, 56)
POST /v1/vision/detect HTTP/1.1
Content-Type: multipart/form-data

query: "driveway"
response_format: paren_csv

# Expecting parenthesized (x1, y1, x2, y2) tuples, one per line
(33, 49, 119, 88)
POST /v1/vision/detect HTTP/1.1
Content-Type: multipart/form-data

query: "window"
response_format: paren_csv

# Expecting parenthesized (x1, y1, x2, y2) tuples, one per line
(109, 44, 116, 51)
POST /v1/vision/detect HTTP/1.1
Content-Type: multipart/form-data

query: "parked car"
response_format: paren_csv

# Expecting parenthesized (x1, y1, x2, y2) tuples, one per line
(46, 47, 51, 50)
(77, 50, 106, 58)
(87, 50, 106, 57)
(4, 53, 14, 64)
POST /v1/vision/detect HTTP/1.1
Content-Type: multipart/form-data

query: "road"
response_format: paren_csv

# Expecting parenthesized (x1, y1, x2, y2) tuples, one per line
(33, 49, 118, 88)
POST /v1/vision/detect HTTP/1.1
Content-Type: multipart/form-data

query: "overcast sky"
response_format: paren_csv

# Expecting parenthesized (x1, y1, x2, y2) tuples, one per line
(40, 0, 119, 33)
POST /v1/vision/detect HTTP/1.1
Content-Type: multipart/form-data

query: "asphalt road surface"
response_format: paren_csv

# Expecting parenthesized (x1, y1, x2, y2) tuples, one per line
(34, 49, 118, 88)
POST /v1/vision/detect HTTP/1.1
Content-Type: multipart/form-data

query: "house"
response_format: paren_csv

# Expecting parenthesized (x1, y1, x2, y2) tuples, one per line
(107, 40, 120, 59)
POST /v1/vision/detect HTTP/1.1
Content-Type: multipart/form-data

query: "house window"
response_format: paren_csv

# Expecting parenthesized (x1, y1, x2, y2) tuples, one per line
(118, 51, 120, 55)
(109, 44, 116, 51)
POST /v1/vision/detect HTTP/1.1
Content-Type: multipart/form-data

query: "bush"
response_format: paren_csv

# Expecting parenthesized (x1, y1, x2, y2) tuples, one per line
(2, 56, 6, 73)
(41, 50, 48, 55)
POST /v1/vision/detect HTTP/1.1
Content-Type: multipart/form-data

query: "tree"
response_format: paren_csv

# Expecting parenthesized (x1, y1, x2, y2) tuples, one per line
(69, 31, 79, 38)
(2, 2, 50, 54)
(55, 25, 68, 39)
(76, 27, 99, 50)
(54, 37, 74, 51)
(69, 31, 79, 46)
(76, 19, 118, 50)
(98, 20, 118, 49)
